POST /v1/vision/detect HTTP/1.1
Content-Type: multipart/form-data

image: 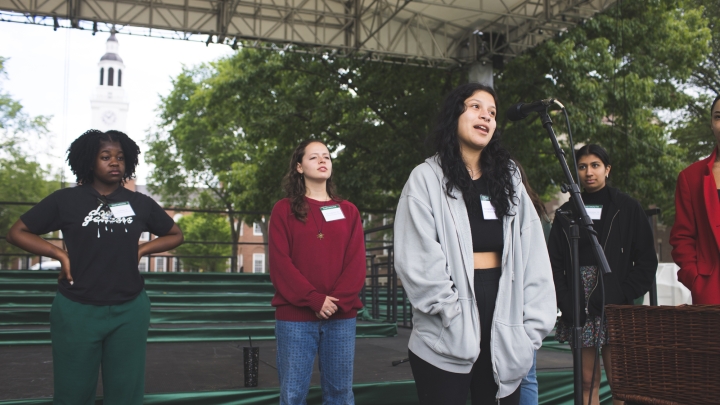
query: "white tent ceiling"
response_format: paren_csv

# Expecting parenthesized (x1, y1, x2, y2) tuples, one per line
(1, 0, 616, 66)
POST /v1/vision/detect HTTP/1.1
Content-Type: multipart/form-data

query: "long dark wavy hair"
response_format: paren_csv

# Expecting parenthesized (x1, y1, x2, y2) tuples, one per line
(431, 82, 516, 218)
(67, 129, 140, 186)
(282, 139, 341, 222)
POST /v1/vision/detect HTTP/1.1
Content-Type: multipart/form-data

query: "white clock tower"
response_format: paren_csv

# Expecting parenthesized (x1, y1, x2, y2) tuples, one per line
(91, 31, 129, 132)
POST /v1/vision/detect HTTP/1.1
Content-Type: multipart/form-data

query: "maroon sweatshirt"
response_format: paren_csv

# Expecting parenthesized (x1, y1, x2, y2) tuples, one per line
(269, 197, 366, 321)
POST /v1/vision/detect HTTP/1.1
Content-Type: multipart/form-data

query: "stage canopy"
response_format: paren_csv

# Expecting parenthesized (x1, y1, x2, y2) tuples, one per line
(0, 0, 616, 66)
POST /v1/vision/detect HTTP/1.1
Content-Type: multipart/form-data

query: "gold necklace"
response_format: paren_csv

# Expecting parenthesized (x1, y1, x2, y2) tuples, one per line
(308, 204, 325, 239)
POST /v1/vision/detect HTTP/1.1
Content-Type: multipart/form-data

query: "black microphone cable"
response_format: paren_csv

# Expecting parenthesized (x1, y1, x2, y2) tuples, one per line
(557, 100, 581, 184)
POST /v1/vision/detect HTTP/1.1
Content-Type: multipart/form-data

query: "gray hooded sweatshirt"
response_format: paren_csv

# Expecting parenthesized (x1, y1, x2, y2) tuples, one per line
(394, 156, 557, 399)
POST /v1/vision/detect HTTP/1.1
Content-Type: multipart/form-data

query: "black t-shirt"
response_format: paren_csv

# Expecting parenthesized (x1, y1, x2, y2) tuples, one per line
(466, 177, 504, 253)
(578, 186, 611, 266)
(21, 184, 175, 305)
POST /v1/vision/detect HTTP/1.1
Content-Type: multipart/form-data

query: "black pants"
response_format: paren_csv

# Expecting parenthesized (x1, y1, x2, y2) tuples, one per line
(409, 268, 521, 405)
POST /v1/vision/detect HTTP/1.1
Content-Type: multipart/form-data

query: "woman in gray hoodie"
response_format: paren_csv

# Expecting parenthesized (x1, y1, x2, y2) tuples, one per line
(394, 83, 557, 405)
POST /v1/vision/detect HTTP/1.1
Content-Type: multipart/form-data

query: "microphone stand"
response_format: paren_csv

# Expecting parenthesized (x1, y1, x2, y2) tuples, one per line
(538, 109, 612, 405)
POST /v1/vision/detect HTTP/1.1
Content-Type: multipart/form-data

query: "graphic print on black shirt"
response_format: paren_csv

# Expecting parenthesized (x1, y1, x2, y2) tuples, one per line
(21, 184, 174, 305)
(82, 203, 135, 237)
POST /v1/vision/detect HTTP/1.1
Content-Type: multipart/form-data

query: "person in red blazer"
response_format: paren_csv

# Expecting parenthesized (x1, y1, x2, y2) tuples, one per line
(670, 94, 720, 304)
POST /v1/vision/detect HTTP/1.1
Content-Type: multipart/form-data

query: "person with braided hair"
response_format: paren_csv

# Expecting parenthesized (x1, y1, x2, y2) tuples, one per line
(7, 129, 183, 405)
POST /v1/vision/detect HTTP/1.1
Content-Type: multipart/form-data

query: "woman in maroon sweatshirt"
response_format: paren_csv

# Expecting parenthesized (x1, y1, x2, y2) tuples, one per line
(269, 139, 367, 405)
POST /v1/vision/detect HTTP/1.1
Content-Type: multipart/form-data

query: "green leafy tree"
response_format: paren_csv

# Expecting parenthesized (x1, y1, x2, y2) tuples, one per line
(671, 0, 720, 162)
(173, 213, 232, 272)
(497, 0, 711, 222)
(1, 57, 51, 150)
(686, 0, 720, 94)
(149, 0, 713, 237)
(147, 49, 461, 272)
(0, 152, 61, 268)
(0, 56, 57, 268)
(671, 94, 716, 162)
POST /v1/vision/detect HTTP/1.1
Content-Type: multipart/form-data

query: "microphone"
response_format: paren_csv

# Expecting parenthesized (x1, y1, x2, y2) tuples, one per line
(505, 98, 555, 121)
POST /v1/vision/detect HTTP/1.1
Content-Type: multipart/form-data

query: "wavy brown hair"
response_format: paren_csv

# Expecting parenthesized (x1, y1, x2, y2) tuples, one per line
(282, 140, 341, 222)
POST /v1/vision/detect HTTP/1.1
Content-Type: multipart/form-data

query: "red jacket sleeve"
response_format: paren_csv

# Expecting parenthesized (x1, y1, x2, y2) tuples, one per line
(329, 204, 367, 313)
(670, 171, 698, 289)
(268, 201, 327, 312)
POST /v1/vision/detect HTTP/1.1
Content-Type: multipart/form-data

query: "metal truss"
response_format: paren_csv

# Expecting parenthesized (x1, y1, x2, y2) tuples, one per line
(0, 0, 616, 66)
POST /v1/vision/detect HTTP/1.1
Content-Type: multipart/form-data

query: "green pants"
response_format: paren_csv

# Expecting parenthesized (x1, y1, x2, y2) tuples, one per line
(50, 291, 151, 405)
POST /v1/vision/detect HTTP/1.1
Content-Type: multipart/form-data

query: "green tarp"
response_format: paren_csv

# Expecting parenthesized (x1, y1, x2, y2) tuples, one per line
(0, 322, 397, 345)
(0, 281, 276, 294)
(0, 370, 612, 405)
(0, 292, 276, 308)
(0, 270, 272, 283)
(0, 308, 278, 325)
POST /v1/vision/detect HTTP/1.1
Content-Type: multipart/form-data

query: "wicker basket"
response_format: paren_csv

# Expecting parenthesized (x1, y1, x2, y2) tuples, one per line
(605, 305, 720, 405)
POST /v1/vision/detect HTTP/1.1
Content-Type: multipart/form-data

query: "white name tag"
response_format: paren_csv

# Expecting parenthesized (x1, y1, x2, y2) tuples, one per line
(586, 204, 602, 221)
(320, 205, 345, 222)
(109, 201, 136, 218)
(480, 195, 498, 220)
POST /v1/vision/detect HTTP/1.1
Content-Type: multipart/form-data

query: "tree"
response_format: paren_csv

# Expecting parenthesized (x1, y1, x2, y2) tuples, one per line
(671, 0, 720, 162)
(149, 0, 713, 235)
(496, 0, 711, 222)
(1, 56, 50, 151)
(174, 213, 232, 272)
(0, 56, 57, 268)
(147, 49, 462, 272)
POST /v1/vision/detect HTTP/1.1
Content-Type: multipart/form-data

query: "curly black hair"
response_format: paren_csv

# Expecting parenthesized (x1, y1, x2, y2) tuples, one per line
(66, 129, 140, 185)
(430, 82, 516, 218)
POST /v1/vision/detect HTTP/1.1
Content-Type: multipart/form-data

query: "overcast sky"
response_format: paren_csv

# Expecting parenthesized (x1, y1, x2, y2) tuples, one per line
(0, 22, 234, 184)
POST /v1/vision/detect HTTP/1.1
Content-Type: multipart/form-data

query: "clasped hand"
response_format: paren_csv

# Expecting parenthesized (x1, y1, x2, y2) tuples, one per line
(315, 296, 339, 320)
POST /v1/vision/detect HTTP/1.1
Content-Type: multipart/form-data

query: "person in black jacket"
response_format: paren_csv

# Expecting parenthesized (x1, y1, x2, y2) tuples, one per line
(548, 144, 657, 405)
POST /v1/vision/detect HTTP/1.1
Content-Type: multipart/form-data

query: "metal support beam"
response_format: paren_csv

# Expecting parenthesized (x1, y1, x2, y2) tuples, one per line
(0, 0, 617, 66)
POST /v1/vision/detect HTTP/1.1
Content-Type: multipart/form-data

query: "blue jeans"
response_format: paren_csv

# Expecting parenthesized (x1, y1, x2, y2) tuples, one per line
(519, 350, 538, 405)
(276, 318, 356, 405)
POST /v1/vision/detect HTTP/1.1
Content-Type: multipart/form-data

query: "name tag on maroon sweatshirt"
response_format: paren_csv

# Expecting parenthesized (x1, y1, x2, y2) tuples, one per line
(320, 205, 345, 221)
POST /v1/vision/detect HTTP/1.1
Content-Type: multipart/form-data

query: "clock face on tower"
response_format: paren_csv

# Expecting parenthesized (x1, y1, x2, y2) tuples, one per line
(102, 110, 117, 125)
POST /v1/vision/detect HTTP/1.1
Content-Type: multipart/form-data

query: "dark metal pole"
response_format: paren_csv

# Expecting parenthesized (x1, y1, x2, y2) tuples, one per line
(540, 110, 612, 276)
(390, 248, 397, 324)
(371, 258, 379, 320)
(539, 109, 612, 405)
(569, 221, 584, 405)
(645, 208, 661, 307)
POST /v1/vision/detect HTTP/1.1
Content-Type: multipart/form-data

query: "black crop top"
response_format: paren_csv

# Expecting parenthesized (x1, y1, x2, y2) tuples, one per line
(466, 177, 504, 253)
